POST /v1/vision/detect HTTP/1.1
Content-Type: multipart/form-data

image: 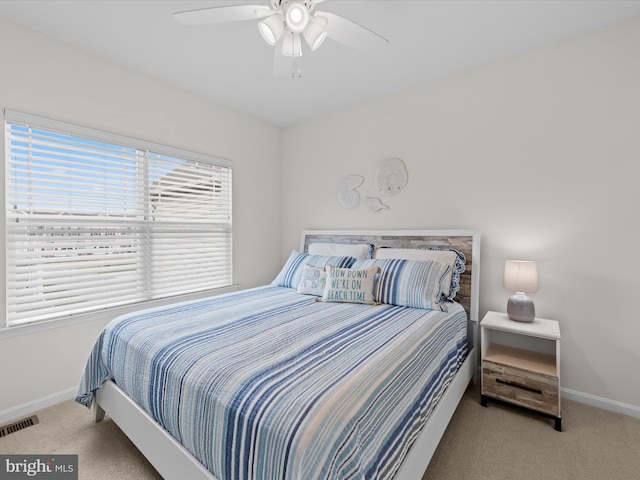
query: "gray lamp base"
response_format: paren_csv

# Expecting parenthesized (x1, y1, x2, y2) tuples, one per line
(507, 292, 535, 322)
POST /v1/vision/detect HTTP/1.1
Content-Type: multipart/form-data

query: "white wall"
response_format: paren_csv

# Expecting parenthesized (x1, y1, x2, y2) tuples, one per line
(281, 17, 640, 409)
(2, 13, 639, 420)
(0, 18, 281, 416)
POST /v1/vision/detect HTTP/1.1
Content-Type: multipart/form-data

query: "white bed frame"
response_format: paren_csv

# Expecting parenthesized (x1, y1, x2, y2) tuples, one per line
(93, 229, 481, 480)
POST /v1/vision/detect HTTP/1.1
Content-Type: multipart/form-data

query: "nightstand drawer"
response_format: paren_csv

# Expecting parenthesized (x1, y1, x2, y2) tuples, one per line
(482, 359, 559, 416)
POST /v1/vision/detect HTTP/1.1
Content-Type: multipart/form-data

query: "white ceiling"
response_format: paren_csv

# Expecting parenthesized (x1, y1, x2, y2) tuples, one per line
(2, 1, 640, 127)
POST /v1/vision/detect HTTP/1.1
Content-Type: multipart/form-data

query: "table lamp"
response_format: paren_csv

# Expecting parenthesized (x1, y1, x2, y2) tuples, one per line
(503, 260, 538, 322)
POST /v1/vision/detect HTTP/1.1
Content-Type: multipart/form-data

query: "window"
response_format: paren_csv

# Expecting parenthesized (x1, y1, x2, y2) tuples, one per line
(4, 110, 232, 327)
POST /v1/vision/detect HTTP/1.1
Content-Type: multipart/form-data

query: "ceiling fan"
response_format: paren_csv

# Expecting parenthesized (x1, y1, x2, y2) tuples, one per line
(173, 0, 388, 76)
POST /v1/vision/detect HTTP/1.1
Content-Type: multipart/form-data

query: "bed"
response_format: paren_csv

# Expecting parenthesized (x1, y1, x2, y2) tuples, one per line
(76, 229, 480, 480)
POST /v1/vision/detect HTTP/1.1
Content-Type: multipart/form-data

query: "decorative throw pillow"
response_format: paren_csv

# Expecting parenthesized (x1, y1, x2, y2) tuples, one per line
(352, 258, 452, 311)
(296, 264, 327, 296)
(372, 247, 466, 300)
(321, 265, 379, 304)
(272, 251, 355, 289)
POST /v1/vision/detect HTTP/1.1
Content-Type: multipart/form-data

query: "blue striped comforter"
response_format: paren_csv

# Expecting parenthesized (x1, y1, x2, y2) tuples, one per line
(76, 285, 467, 480)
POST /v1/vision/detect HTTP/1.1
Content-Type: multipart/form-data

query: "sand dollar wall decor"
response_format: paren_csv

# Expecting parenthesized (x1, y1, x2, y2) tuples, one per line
(375, 157, 408, 195)
(336, 158, 408, 211)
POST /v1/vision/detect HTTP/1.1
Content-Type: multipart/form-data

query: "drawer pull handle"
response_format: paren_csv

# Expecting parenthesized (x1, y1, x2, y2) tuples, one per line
(496, 378, 543, 395)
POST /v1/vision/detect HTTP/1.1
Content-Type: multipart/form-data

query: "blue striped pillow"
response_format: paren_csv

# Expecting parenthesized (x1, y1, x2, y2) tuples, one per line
(272, 251, 356, 289)
(353, 258, 452, 311)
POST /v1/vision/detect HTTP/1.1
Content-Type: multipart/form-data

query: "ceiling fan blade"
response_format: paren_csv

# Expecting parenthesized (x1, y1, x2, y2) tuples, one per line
(316, 11, 388, 51)
(308, 0, 327, 14)
(173, 5, 273, 25)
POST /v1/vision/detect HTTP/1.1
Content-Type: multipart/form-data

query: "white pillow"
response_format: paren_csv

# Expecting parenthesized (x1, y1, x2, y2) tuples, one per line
(308, 242, 373, 260)
(373, 247, 457, 264)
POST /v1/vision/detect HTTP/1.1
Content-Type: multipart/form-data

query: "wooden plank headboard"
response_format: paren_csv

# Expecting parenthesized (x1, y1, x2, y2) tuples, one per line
(300, 229, 481, 324)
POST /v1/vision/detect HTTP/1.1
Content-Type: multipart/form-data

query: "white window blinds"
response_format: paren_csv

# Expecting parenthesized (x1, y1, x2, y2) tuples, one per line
(5, 110, 232, 327)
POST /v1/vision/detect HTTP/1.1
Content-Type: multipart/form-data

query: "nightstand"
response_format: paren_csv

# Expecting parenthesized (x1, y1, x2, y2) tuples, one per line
(480, 311, 561, 431)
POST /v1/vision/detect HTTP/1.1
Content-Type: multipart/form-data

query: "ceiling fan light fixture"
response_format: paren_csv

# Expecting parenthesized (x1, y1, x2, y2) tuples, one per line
(303, 17, 327, 51)
(282, 32, 302, 57)
(284, 1, 310, 33)
(258, 14, 285, 46)
(173, 1, 388, 78)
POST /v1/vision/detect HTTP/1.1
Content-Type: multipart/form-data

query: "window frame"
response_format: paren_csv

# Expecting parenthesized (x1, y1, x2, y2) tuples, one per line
(4, 110, 233, 329)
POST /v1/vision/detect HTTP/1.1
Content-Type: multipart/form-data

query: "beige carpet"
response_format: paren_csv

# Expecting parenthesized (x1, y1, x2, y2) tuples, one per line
(1, 384, 639, 480)
(0, 399, 161, 480)
(424, 384, 640, 480)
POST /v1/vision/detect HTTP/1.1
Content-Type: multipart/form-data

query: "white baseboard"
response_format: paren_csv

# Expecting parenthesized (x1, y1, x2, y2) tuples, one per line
(561, 387, 640, 419)
(0, 387, 77, 425)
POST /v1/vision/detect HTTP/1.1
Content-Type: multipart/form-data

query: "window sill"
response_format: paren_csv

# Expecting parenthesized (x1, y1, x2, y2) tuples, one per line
(0, 285, 242, 340)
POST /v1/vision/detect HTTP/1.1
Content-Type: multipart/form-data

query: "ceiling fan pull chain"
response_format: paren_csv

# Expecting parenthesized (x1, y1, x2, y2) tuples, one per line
(290, 56, 302, 78)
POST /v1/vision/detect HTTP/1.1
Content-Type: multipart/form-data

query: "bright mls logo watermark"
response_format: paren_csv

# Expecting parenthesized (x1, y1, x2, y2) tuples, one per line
(0, 455, 77, 480)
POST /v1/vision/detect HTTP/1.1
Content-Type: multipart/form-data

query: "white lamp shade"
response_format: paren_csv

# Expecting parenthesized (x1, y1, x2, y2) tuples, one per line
(504, 260, 538, 293)
(282, 32, 302, 57)
(303, 17, 327, 50)
(258, 15, 285, 46)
